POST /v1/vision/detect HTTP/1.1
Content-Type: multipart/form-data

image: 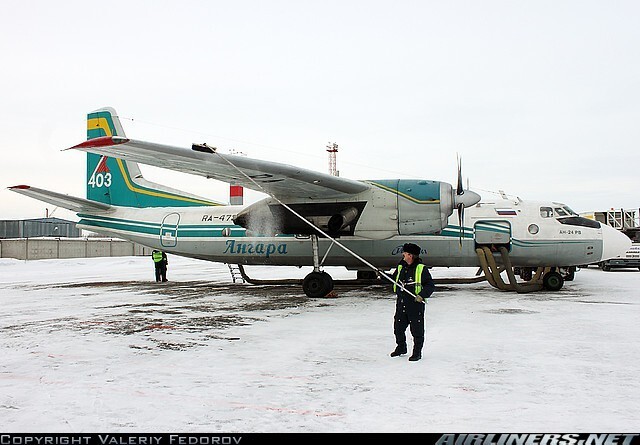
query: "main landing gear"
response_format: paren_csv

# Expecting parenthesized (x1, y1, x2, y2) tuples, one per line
(302, 235, 334, 298)
(302, 271, 334, 298)
(476, 245, 566, 292)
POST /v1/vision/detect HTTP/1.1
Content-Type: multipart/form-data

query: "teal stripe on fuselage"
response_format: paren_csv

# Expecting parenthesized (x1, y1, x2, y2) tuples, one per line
(439, 225, 475, 239)
(78, 217, 161, 236)
(78, 214, 246, 238)
(76, 214, 588, 246)
(511, 238, 587, 247)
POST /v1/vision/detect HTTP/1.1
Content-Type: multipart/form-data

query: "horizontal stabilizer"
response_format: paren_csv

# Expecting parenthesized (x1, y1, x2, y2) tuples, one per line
(8, 185, 112, 213)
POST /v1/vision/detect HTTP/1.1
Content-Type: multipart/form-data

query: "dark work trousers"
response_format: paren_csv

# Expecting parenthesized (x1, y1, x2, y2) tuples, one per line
(155, 262, 167, 282)
(393, 303, 425, 353)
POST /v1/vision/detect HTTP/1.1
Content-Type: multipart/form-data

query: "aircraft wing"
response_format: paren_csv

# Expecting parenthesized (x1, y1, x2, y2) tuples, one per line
(8, 185, 112, 213)
(69, 136, 371, 200)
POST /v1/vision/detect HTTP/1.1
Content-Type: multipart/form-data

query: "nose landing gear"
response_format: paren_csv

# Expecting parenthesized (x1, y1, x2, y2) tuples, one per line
(476, 245, 565, 292)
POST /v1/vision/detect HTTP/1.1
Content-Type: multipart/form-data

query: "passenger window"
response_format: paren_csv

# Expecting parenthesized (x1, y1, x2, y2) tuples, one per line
(540, 207, 553, 218)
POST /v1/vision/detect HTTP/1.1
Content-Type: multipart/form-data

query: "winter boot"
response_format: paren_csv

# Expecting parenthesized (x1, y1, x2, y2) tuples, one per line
(409, 336, 423, 361)
(390, 346, 407, 357)
(409, 343, 422, 361)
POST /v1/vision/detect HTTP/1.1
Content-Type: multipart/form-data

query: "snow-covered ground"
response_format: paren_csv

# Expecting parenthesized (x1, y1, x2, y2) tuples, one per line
(1, 255, 639, 432)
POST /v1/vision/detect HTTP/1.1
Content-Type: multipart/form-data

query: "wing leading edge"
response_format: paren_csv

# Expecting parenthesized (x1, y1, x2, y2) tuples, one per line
(69, 137, 370, 200)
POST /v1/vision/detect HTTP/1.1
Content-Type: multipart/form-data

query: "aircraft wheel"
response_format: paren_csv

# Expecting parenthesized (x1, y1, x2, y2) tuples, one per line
(543, 271, 564, 291)
(303, 271, 334, 298)
(602, 264, 611, 272)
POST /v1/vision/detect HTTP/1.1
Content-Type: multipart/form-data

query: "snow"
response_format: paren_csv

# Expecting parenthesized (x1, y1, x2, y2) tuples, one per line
(1, 255, 639, 432)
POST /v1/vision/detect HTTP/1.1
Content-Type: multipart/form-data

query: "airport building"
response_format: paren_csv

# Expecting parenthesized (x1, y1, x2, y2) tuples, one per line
(0, 217, 80, 239)
(0, 217, 152, 260)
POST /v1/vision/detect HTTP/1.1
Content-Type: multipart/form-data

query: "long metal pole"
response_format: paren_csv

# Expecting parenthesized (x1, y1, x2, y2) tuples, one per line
(205, 145, 420, 299)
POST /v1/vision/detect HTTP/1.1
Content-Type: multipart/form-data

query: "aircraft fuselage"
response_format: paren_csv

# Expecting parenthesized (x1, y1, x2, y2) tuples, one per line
(76, 197, 626, 271)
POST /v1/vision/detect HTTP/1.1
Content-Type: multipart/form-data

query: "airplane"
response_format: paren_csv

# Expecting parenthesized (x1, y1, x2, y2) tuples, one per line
(9, 107, 631, 297)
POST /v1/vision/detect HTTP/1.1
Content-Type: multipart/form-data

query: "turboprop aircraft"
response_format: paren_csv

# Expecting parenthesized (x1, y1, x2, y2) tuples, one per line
(9, 107, 631, 296)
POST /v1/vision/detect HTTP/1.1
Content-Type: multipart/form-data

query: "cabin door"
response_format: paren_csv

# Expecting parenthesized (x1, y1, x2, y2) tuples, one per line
(474, 220, 512, 247)
(160, 213, 180, 248)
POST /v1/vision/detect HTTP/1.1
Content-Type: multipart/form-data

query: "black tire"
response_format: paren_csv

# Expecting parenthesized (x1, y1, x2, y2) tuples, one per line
(543, 271, 564, 291)
(302, 271, 334, 298)
(564, 270, 575, 281)
(602, 264, 611, 272)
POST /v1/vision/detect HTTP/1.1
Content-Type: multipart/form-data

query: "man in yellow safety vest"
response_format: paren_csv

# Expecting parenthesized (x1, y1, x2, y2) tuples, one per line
(152, 250, 168, 282)
(390, 243, 435, 361)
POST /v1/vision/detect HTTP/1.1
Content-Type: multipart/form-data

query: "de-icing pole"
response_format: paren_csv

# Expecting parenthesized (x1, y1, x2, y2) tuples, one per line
(194, 143, 422, 301)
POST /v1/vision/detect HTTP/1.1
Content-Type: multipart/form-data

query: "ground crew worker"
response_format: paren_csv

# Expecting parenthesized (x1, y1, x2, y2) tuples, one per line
(390, 243, 435, 361)
(152, 250, 168, 282)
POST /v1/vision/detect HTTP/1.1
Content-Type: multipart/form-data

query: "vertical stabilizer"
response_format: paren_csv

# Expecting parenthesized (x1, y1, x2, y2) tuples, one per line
(85, 107, 222, 208)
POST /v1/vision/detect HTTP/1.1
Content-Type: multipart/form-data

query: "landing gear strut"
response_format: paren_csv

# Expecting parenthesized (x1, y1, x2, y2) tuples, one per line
(476, 245, 565, 292)
(302, 234, 334, 298)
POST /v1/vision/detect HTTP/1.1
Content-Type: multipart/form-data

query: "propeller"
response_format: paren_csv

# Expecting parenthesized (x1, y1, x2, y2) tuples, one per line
(453, 155, 481, 247)
(456, 156, 465, 247)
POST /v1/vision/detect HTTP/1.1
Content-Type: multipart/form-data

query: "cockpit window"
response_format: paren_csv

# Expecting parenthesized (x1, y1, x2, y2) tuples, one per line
(562, 206, 578, 216)
(540, 207, 553, 218)
(557, 216, 601, 229)
(554, 207, 568, 217)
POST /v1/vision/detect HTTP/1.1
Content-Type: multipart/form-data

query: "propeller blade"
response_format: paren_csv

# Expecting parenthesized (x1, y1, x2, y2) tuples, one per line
(453, 153, 479, 248)
(457, 203, 465, 248)
(457, 155, 463, 195)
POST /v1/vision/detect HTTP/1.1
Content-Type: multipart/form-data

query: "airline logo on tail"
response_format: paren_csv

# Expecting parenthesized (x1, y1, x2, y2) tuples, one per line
(88, 156, 112, 189)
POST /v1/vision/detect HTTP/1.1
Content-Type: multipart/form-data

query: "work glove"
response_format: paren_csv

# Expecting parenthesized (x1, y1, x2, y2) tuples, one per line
(415, 296, 424, 303)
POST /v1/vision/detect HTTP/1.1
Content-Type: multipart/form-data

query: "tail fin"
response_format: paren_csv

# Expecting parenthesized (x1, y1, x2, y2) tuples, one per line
(86, 107, 222, 208)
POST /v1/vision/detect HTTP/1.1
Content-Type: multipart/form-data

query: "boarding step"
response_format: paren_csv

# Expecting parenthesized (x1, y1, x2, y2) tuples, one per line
(227, 264, 245, 283)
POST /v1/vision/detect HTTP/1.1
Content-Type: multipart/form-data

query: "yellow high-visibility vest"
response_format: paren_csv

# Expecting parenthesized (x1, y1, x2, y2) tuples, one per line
(393, 263, 425, 295)
(152, 251, 164, 263)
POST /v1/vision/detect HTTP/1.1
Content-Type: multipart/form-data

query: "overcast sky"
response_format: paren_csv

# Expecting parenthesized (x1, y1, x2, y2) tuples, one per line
(1, 0, 638, 220)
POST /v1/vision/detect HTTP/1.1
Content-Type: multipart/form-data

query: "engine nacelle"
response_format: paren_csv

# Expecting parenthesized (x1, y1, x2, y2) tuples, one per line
(234, 200, 368, 237)
(327, 207, 359, 235)
(233, 179, 480, 239)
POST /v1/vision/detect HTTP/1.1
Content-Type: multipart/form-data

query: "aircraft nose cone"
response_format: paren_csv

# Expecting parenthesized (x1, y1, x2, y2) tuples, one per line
(600, 224, 631, 261)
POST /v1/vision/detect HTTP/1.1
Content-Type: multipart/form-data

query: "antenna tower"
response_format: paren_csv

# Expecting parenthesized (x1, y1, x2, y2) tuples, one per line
(326, 142, 339, 176)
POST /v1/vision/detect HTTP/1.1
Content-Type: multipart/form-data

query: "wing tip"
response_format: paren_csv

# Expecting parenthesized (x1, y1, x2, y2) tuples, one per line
(8, 185, 31, 190)
(67, 136, 129, 151)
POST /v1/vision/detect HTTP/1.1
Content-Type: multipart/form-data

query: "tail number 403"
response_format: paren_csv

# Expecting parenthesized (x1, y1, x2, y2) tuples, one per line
(88, 172, 112, 188)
